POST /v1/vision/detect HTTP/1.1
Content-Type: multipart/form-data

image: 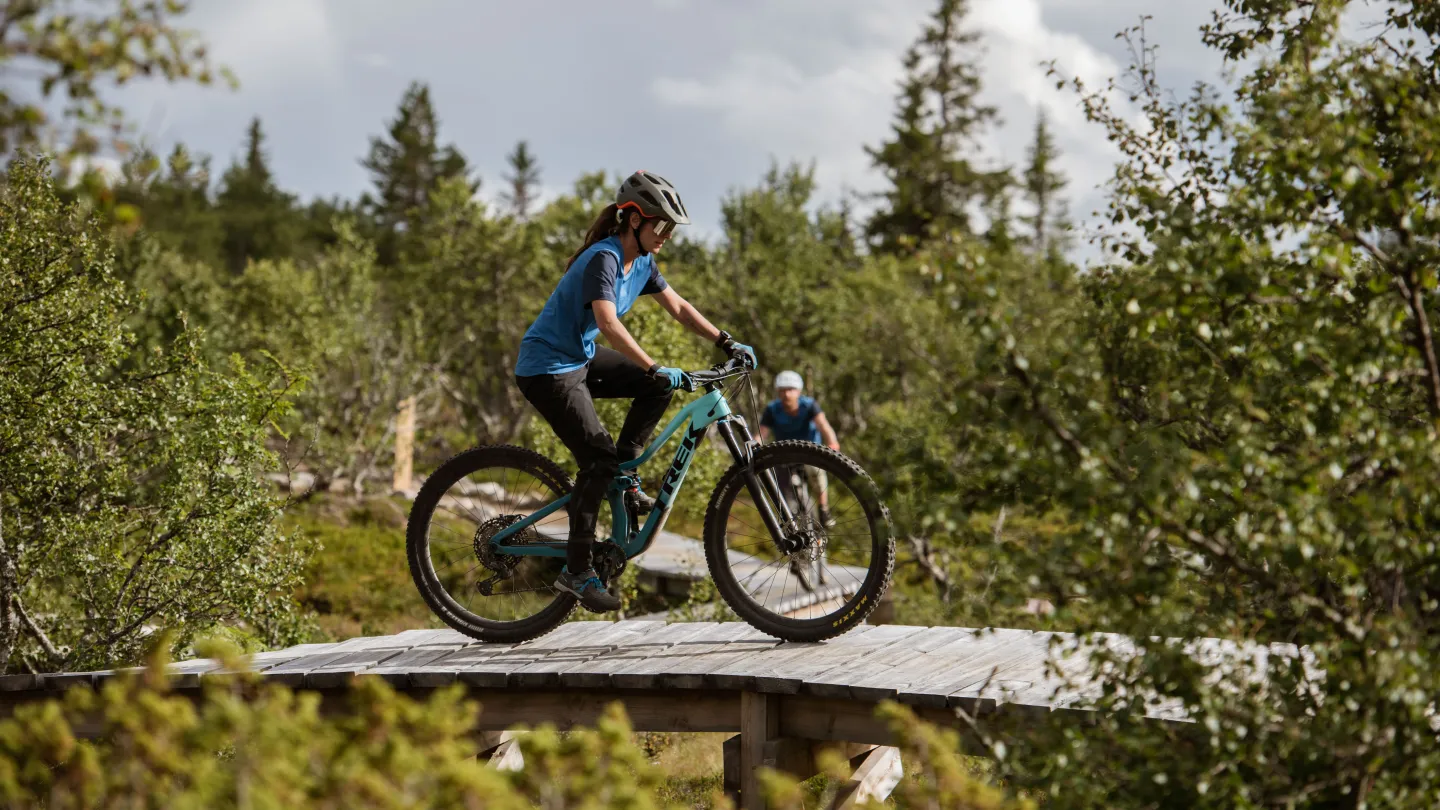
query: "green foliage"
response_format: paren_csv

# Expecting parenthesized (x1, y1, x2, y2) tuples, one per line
(0, 641, 529, 808)
(0, 641, 1030, 809)
(1020, 112, 1072, 261)
(865, 0, 1005, 252)
(214, 118, 303, 274)
(286, 496, 432, 641)
(501, 140, 542, 221)
(925, 5, 1440, 807)
(361, 81, 476, 266)
(0, 0, 232, 162)
(216, 224, 427, 491)
(0, 157, 308, 674)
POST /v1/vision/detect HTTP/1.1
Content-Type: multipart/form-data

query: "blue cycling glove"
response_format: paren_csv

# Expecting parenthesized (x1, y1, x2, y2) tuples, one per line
(727, 341, 757, 368)
(648, 365, 694, 392)
(715, 331, 758, 368)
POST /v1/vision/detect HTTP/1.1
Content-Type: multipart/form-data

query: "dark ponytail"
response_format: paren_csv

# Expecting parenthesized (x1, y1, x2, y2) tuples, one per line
(567, 203, 627, 268)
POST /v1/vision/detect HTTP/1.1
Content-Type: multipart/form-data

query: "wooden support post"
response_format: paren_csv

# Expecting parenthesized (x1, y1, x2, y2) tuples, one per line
(829, 745, 903, 809)
(477, 730, 524, 772)
(723, 735, 742, 808)
(740, 691, 779, 810)
(392, 396, 416, 493)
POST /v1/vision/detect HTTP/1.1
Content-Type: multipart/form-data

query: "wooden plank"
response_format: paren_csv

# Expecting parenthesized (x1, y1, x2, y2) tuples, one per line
(360, 645, 467, 686)
(741, 691, 778, 810)
(723, 734, 742, 808)
(803, 626, 975, 700)
(707, 626, 882, 692)
(323, 634, 418, 654)
(303, 648, 412, 689)
(507, 621, 665, 688)
(932, 632, 1061, 710)
(625, 625, 781, 690)
(434, 622, 603, 687)
(872, 628, 1040, 707)
(44, 673, 98, 692)
(776, 695, 954, 746)
(0, 674, 37, 692)
(559, 622, 721, 689)
(750, 625, 932, 695)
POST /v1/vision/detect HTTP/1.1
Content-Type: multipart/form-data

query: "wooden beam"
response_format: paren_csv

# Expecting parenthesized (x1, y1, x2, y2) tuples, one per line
(476, 730, 524, 771)
(830, 746, 903, 809)
(460, 688, 741, 733)
(740, 691, 779, 810)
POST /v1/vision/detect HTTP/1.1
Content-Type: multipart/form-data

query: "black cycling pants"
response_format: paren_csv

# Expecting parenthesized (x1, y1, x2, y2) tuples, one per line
(515, 346, 673, 572)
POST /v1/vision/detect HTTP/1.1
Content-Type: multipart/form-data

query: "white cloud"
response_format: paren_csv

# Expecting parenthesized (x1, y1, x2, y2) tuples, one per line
(194, 0, 341, 90)
(650, 0, 1136, 248)
(357, 52, 392, 70)
(969, 0, 1133, 222)
(653, 47, 904, 198)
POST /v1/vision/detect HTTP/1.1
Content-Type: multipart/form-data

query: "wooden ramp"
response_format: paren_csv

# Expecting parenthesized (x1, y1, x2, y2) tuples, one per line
(633, 530, 884, 621)
(2, 621, 1308, 809)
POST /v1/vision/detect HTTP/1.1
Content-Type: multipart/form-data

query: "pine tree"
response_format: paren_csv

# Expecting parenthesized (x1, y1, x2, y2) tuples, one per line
(215, 117, 300, 273)
(360, 82, 475, 262)
(500, 140, 542, 220)
(864, 0, 1005, 253)
(1020, 111, 1072, 258)
(138, 144, 224, 266)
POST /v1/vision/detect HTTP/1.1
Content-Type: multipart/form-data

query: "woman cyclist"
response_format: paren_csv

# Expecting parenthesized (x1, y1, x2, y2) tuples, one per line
(513, 170, 756, 613)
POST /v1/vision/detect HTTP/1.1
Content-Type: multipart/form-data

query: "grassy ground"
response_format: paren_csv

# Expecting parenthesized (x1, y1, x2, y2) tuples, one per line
(286, 494, 436, 641)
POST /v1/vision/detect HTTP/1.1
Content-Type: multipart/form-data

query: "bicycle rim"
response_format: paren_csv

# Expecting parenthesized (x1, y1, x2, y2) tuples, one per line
(703, 442, 893, 641)
(407, 446, 576, 642)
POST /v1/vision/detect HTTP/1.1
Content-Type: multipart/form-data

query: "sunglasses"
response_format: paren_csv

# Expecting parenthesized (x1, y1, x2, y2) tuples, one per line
(650, 218, 677, 237)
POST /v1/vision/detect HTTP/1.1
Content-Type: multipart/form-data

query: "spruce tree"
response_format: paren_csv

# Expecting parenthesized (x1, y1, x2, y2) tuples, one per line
(500, 140, 542, 220)
(360, 82, 475, 262)
(864, 0, 1005, 253)
(215, 117, 300, 273)
(1020, 111, 1071, 258)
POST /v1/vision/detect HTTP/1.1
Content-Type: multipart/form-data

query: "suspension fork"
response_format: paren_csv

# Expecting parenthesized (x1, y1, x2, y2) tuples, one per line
(714, 418, 800, 554)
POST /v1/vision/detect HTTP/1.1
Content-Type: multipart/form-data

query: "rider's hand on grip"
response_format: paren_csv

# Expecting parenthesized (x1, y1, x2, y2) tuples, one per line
(648, 364, 695, 392)
(723, 338, 758, 369)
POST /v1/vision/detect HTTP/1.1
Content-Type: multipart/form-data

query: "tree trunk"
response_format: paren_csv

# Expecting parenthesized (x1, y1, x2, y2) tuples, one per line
(0, 497, 17, 675)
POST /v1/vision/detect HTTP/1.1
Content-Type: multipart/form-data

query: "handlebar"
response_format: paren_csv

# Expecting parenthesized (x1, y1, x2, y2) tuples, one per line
(685, 356, 755, 391)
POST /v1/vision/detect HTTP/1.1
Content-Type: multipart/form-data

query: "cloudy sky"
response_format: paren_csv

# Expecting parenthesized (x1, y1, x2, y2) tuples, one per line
(109, 0, 1232, 249)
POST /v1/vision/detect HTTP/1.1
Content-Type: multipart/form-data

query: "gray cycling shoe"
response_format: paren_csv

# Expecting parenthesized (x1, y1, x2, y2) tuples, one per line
(625, 486, 655, 516)
(554, 568, 621, 613)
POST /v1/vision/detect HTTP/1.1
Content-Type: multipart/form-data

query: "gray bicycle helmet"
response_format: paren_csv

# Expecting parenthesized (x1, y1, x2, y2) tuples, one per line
(775, 370, 804, 391)
(616, 170, 691, 226)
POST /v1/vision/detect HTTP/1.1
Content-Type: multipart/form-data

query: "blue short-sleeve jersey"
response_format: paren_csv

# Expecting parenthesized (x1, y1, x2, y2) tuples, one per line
(515, 236, 668, 376)
(761, 396, 824, 443)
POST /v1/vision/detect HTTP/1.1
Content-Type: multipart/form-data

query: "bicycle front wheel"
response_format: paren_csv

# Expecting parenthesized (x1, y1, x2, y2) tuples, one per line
(703, 441, 894, 642)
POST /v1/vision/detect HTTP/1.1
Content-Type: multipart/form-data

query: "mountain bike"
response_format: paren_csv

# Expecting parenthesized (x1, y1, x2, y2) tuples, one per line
(406, 358, 894, 643)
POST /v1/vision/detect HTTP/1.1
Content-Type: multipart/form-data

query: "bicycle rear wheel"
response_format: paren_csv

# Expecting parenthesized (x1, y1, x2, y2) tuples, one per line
(406, 445, 576, 643)
(703, 441, 894, 642)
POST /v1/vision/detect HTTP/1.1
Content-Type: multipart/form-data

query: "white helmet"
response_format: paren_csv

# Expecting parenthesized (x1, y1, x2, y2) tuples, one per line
(774, 370, 804, 391)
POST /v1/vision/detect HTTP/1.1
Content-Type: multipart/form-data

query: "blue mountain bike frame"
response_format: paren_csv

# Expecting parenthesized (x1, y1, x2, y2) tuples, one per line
(487, 388, 736, 560)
